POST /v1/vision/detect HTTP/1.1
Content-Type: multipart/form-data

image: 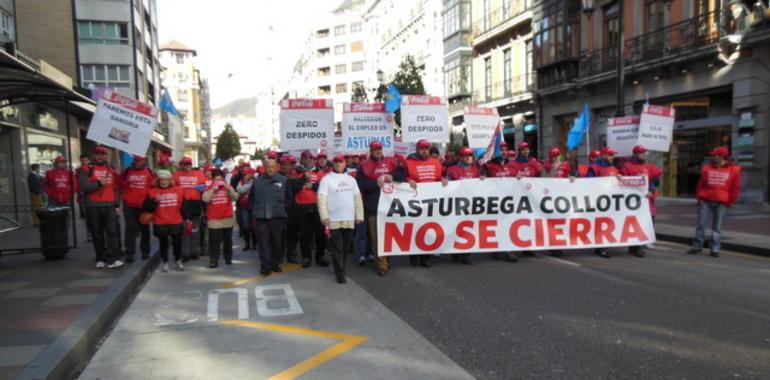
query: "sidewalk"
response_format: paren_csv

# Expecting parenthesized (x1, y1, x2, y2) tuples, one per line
(0, 218, 157, 380)
(654, 198, 770, 256)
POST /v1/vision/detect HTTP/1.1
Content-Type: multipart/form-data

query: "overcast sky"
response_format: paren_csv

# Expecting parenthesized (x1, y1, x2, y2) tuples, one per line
(157, 0, 340, 108)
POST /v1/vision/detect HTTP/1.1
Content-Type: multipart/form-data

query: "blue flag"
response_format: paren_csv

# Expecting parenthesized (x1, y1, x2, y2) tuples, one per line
(159, 91, 180, 116)
(567, 103, 589, 151)
(122, 152, 133, 169)
(384, 84, 401, 113)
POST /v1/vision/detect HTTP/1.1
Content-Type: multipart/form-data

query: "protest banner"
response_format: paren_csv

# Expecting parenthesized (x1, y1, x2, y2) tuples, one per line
(638, 105, 675, 152)
(86, 90, 158, 156)
(342, 103, 394, 154)
(279, 99, 334, 151)
(393, 137, 415, 157)
(328, 133, 345, 157)
(400, 95, 449, 143)
(607, 115, 640, 156)
(377, 176, 654, 256)
(464, 106, 500, 149)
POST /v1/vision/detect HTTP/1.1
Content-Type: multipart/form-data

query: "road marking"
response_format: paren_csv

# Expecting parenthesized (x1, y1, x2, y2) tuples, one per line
(255, 284, 303, 317)
(207, 288, 249, 322)
(538, 254, 582, 267)
(155, 291, 202, 327)
(221, 319, 368, 380)
(220, 263, 302, 289)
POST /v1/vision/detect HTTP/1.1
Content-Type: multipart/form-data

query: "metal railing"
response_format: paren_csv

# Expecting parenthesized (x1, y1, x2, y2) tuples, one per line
(472, 0, 529, 39)
(473, 73, 536, 104)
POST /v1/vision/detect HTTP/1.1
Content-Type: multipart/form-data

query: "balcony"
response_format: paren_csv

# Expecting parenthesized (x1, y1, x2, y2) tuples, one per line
(472, 0, 529, 42)
(473, 73, 536, 105)
(579, 11, 721, 79)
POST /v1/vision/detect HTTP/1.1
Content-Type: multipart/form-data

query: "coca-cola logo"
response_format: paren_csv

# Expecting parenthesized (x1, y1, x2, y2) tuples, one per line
(382, 183, 394, 194)
(320, 140, 328, 147)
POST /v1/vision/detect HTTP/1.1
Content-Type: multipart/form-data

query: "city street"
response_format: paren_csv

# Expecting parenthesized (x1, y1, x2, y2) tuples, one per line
(79, 240, 770, 379)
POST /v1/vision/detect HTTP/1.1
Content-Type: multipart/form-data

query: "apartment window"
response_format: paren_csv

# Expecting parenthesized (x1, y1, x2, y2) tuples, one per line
(78, 21, 129, 45)
(317, 67, 330, 77)
(175, 52, 185, 64)
(317, 47, 330, 58)
(483, 0, 491, 31)
(335, 64, 347, 74)
(352, 80, 364, 90)
(503, 0, 511, 19)
(444, 4, 459, 38)
(350, 41, 364, 52)
(350, 22, 363, 32)
(183, 125, 190, 139)
(503, 49, 512, 95)
(177, 89, 188, 103)
(316, 29, 329, 38)
(444, 56, 471, 98)
(81, 64, 131, 88)
(351, 61, 364, 72)
(334, 25, 346, 35)
(645, 0, 664, 33)
(336, 83, 347, 93)
(484, 57, 492, 99)
(603, 4, 619, 54)
(334, 44, 346, 55)
(533, 2, 580, 68)
(1, 9, 14, 41)
(318, 85, 331, 96)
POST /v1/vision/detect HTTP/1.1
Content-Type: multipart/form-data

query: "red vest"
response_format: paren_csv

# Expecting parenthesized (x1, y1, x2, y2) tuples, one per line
(405, 156, 443, 183)
(294, 168, 327, 205)
(359, 157, 398, 180)
(122, 167, 155, 208)
(590, 164, 619, 177)
(87, 164, 119, 203)
(483, 159, 518, 178)
(577, 164, 590, 178)
(207, 187, 234, 220)
(148, 187, 184, 225)
(173, 170, 205, 200)
(543, 160, 572, 178)
(621, 160, 662, 179)
(516, 157, 542, 177)
(446, 164, 480, 180)
(237, 179, 251, 208)
(44, 168, 76, 203)
(696, 163, 742, 205)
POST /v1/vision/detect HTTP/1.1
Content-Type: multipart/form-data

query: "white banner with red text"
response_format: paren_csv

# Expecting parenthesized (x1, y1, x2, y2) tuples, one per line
(341, 102, 394, 154)
(464, 106, 500, 149)
(377, 176, 655, 256)
(279, 99, 334, 151)
(86, 90, 158, 156)
(400, 95, 449, 143)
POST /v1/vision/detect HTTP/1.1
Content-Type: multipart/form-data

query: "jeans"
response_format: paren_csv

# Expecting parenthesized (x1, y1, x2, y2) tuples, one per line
(181, 214, 202, 258)
(255, 218, 285, 269)
(354, 222, 370, 260)
(154, 224, 182, 263)
(693, 201, 727, 252)
(124, 206, 150, 256)
(86, 206, 120, 264)
(209, 227, 233, 263)
(329, 228, 354, 277)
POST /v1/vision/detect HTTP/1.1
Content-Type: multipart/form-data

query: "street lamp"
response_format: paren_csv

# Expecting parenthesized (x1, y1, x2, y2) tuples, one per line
(374, 69, 388, 102)
(581, 0, 595, 18)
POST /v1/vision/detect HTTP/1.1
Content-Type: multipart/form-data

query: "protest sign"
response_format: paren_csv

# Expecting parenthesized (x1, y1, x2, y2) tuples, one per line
(86, 90, 157, 156)
(464, 106, 500, 149)
(393, 137, 416, 157)
(638, 105, 675, 152)
(328, 133, 345, 157)
(342, 103, 394, 154)
(279, 99, 334, 151)
(377, 176, 654, 256)
(400, 95, 449, 143)
(607, 116, 640, 156)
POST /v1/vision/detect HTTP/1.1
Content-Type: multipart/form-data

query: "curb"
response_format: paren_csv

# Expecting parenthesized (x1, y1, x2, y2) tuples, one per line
(656, 232, 770, 258)
(16, 253, 159, 380)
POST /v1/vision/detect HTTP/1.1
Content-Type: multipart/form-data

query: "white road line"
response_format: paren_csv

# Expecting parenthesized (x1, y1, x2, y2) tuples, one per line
(539, 254, 582, 267)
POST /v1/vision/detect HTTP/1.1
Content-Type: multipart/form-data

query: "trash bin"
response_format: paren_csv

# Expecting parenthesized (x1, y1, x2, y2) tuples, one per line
(36, 207, 70, 260)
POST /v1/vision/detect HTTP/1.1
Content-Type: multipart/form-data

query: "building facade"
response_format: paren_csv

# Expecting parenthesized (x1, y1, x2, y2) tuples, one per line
(443, 0, 473, 144)
(532, 0, 770, 202)
(471, 0, 538, 148)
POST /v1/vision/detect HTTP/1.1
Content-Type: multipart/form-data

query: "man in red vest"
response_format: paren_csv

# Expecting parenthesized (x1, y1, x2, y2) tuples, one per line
(481, 142, 519, 262)
(394, 139, 447, 268)
(578, 150, 601, 177)
(43, 156, 77, 207)
(446, 147, 481, 264)
(688, 147, 742, 257)
(621, 145, 663, 251)
(542, 147, 572, 178)
(121, 155, 154, 262)
(514, 142, 542, 177)
(357, 141, 399, 275)
(173, 157, 206, 260)
(78, 146, 123, 269)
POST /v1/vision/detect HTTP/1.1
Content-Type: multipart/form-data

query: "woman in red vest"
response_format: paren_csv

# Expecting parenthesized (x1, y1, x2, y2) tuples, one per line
(146, 170, 186, 272)
(203, 169, 239, 268)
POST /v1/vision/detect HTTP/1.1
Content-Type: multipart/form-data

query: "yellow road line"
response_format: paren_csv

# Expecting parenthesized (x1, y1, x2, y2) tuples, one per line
(220, 320, 369, 380)
(220, 263, 302, 289)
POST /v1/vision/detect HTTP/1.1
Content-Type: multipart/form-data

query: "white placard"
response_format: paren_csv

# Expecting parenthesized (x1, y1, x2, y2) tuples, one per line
(279, 99, 334, 151)
(637, 105, 675, 152)
(341, 103, 394, 154)
(86, 90, 157, 156)
(607, 115, 640, 156)
(400, 95, 449, 143)
(464, 106, 500, 149)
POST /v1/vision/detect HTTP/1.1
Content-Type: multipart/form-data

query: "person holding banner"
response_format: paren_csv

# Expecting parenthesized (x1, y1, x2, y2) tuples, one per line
(280, 155, 301, 264)
(173, 157, 206, 261)
(78, 146, 124, 269)
(541, 147, 575, 257)
(357, 141, 398, 276)
(445, 147, 482, 265)
(577, 150, 601, 178)
(43, 156, 77, 207)
(481, 142, 519, 262)
(688, 147, 742, 258)
(145, 170, 186, 272)
(621, 145, 663, 238)
(121, 155, 154, 262)
(318, 155, 364, 284)
(203, 169, 239, 268)
(288, 154, 330, 268)
(514, 142, 542, 177)
(394, 139, 448, 268)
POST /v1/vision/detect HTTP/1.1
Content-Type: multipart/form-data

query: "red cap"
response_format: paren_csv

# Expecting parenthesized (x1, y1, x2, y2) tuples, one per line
(332, 155, 345, 163)
(518, 142, 530, 150)
(499, 142, 509, 149)
(416, 139, 431, 148)
(549, 146, 561, 157)
(180, 157, 193, 165)
(600, 147, 617, 156)
(317, 150, 328, 158)
(300, 150, 313, 159)
(203, 164, 215, 172)
(288, 155, 298, 164)
(358, 153, 368, 159)
(589, 150, 601, 159)
(266, 151, 278, 159)
(394, 154, 406, 162)
(244, 168, 257, 175)
(93, 146, 109, 155)
(632, 145, 648, 154)
(709, 146, 729, 157)
(279, 155, 290, 163)
(132, 155, 146, 161)
(458, 147, 473, 156)
(370, 141, 383, 150)
(54, 156, 67, 163)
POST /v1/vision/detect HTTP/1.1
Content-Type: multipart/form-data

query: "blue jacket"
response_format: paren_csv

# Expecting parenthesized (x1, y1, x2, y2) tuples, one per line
(248, 173, 293, 219)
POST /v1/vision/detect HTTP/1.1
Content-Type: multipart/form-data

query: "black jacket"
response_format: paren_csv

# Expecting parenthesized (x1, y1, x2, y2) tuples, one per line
(248, 173, 292, 219)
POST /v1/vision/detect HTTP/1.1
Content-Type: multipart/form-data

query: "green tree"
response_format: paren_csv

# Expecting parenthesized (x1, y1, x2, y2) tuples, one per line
(214, 123, 241, 160)
(390, 54, 426, 132)
(251, 147, 266, 161)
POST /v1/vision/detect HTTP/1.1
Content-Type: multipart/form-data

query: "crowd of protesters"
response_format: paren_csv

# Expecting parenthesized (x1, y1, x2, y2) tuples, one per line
(33, 139, 741, 283)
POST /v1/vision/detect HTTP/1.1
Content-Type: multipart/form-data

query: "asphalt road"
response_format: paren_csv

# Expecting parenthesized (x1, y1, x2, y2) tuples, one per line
(347, 242, 770, 379)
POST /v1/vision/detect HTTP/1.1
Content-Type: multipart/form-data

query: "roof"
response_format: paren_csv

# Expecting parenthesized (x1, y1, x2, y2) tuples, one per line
(160, 40, 197, 55)
(333, 0, 363, 13)
(0, 49, 95, 106)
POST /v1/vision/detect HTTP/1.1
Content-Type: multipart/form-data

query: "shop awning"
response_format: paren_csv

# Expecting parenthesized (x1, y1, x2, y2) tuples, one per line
(0, 49, 94, 107)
